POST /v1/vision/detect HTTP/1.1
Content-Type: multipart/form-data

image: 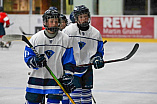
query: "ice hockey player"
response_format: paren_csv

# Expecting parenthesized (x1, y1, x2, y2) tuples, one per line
(60, 14, 68, 31)
(62, 5, 105, 104)
(0, 6, 11, 48)
(24, 9, 76, 104)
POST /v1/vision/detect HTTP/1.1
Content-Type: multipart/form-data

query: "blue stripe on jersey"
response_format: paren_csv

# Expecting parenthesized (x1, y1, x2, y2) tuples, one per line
(74, 73, 84, 77)
(97, 41, 104, 57)
(62, 47, 76, 65)
(26, 75, 63, 95)
(26, 77, 63, 94)
(26, 87, 63, 94)
(47, 99, 60, 103)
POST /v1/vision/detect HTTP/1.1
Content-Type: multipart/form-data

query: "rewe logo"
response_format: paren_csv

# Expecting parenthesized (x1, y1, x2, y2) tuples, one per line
(103, 17, 141, 28)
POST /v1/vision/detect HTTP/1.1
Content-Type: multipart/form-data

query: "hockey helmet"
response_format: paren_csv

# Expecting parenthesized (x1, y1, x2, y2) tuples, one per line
(73, 5, 90, 27)
(49, 6, 58, 11)
(70, 11, 75, 23)
(42, 9, 60, 33)
(60, 14, 68, 25)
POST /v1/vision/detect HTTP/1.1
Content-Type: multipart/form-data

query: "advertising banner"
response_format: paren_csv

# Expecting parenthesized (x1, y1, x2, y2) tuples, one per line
(91, 16, 154, 38)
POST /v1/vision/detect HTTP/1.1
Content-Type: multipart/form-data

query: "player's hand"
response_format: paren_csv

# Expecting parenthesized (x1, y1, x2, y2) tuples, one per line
(91, 56, 104, 69)
(61, 74, 76, 93)
(29, 54, 47, 69)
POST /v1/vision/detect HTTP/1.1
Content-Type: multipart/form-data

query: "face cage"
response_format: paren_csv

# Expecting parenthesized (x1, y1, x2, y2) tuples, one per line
(75, 13, 90, 27)
(78, 19, 90, 27)
(43, 16, 60, 33)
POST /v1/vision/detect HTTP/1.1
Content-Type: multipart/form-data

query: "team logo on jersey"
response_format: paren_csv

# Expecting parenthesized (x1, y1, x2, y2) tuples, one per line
(78, 41, 86, 50)
(45, 50, 55, 59)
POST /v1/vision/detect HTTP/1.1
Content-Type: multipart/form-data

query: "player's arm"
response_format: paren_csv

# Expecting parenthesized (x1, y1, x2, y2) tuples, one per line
(61, 47, 76, 93)
(62, 47, 76, 74)
(24, 46, 47, 70)
(3, 14, 10, 28)
(90, 40, 104, 69)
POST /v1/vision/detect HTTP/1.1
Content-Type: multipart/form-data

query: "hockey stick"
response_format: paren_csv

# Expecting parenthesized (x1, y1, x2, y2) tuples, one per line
(2, 34, 75, 104)
(78, 43, 139, 67)
(92, 95, 96, 104)
(19, 26, 34, 35)
(9, 22, 14, 26)
(4, 22, 14, 28)
(103, 40, 107, 44)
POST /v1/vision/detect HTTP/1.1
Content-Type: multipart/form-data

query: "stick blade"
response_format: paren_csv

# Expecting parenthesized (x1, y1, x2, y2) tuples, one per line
(2, 34, 22, 42)
(124, 43, 139, 60)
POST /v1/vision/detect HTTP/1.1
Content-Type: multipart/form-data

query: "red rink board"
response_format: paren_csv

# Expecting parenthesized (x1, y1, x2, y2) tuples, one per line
(91, 16, 154, 38)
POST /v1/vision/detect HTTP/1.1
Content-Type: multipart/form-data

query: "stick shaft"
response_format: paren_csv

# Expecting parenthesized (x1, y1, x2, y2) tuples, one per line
(92, 94, 96, 104)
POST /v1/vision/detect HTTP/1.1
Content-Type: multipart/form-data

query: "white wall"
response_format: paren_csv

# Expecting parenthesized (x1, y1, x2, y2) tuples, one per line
(73, 0, 94, 15)
(6, 14, 43, 35)
(73, 0, 123, 15)
(154, 16, 157, 39)
(99, 0, 123, 15)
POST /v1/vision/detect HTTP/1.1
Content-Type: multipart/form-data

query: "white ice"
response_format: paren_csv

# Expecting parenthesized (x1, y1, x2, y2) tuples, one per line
(0, 41, 157, 104)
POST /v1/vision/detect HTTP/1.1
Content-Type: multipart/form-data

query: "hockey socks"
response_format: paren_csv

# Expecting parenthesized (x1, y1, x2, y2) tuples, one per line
(62, 89, 93, 104)
(62, 93, 70, 104)
(81, 89, 92, 104)
(70, 88, 82, 104)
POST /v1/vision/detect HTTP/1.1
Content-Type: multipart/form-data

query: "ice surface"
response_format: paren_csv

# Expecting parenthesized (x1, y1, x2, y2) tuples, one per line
(0, 41, 157, 104)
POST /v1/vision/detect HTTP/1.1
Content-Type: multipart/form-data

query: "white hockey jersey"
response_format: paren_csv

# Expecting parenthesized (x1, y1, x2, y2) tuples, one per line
(63, 23, 104, 77)
(24, 30, 76, 94)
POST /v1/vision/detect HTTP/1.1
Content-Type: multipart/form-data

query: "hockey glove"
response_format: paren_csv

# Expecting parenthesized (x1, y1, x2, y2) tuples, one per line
(61, 74, 76, 93)
(91, 56, 104, 69)
(29, 54, 47, 69)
